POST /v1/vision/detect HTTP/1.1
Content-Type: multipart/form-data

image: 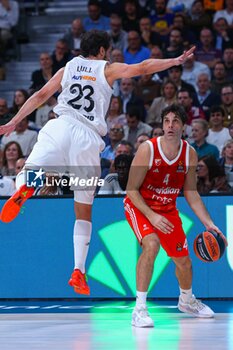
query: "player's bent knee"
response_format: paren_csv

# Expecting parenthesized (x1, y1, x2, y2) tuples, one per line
(173, 256, 192, 270)
(142, 234, 160, 254)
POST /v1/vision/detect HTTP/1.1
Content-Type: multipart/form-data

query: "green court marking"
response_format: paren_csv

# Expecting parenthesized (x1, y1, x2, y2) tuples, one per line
(88, 251, 127, 296)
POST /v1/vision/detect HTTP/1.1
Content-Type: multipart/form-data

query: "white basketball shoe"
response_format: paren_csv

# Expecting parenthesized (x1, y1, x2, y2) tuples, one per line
(132, 304, 154, 327)
(178, 295, 214, 318)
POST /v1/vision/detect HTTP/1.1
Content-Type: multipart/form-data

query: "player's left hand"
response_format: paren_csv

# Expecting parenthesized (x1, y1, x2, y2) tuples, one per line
(206, 224, 228, 247)
(0, 120, 16, 136)
(176, 46, 196, 65)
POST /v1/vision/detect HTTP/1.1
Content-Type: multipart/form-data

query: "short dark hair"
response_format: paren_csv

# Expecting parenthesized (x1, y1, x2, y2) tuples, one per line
(114, 154, 134, 169)
(161, 104, 187, 125)
(210, 105, 225, 116)
(126, 104, 142, 120)
(80, 30, 110, 57)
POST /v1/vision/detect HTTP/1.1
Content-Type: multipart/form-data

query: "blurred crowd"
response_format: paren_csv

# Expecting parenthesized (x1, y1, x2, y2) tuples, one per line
(0, 0, 233, 196)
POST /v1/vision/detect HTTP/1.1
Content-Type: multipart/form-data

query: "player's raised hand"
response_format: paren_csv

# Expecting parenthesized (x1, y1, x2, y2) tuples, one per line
(175, 46, 196, 66)
(0, 120, 16, 136)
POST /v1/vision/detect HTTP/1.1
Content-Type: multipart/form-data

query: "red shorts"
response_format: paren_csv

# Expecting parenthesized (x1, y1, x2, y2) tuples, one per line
(124, 197, 189, 258)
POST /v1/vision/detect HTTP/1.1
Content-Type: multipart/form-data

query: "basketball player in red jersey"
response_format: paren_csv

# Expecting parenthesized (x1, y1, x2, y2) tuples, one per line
(125, 104, 228, 327)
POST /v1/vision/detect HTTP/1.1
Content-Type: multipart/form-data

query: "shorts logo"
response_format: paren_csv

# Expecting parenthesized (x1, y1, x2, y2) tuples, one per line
(26, 169, 45, 188)
(143, 224, 150, 231)
(176, 242, 183, 251)
(154, 159, 162, 166)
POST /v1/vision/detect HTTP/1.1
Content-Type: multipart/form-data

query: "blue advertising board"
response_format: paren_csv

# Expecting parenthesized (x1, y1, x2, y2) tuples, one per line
(0, 195, 232, 298)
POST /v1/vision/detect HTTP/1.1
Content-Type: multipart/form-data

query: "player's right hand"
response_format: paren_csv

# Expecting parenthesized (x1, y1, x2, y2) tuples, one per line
(0, 120, 16, 136)
(149, 213, 174, 234)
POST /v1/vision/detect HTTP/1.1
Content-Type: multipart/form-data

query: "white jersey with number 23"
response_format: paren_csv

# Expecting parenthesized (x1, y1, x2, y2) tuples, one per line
(54, 56, 112, 136)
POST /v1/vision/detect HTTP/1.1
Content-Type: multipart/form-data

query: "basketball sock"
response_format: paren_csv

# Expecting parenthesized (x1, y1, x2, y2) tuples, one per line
(136, 291, 148, 307)
(179, 287, 192, 303)
(15, 170, 26, 189)
(73, 220, 92, 274)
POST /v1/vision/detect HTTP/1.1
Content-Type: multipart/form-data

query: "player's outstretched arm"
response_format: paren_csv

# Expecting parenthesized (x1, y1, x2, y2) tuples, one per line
(106, 46, 195, 85)
(0, 68, 64, 136)
(183, 147, 228, 245)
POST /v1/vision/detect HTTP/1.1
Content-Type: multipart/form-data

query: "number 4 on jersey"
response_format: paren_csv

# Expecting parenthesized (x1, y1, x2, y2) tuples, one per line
(163, 174, 170, 185)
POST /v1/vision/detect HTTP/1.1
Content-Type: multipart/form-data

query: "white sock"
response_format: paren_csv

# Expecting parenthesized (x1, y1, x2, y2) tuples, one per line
(73, 220, 92, 274)
(179, 287, 192, 303)
(15, 170, 26, 190)
(136, 291, 147, 307)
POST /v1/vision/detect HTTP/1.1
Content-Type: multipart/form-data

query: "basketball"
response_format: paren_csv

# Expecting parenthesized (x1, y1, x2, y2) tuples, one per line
(193, 231, 226, 262)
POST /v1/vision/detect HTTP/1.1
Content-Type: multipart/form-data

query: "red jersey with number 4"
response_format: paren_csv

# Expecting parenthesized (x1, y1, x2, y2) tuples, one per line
(139, 137, 190, 212)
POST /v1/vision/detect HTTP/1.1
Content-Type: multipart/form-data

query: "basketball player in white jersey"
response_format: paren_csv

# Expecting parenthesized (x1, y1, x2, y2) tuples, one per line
(0, 30, 195, 295)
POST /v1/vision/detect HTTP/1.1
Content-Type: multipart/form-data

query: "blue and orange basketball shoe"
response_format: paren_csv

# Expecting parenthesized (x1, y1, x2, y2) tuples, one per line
(0, 184, 34, 223)
(68, 269, 90, 295)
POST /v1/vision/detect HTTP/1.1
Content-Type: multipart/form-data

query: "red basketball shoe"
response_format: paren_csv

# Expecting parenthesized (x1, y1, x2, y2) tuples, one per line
(68, 269, 90, 295)
(0, 184, 34, 223)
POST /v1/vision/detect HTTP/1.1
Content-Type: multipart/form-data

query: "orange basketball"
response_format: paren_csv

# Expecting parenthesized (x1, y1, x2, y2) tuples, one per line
(193, 231, 226, 262)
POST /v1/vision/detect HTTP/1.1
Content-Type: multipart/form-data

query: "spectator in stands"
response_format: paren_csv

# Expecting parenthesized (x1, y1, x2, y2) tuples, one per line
(99, 0, 124, 17)
(191, 119, 220, 160)
(196, 155, 230, 194)
(229, 122, 233, 138)
(122, 0, 141, 32)
(110, 48, 124, 95)
(106, 96, 126, 132)
(115, 140, 134, 157)
(213, 0, 233, 26)
(139, 16, 162, 49)
(134, 73, 161, 110)
(124, 30, 151, 65)
(0, 98, 12, 125)
(119, 78, 145, 118)
(101, 123, 124, 162)
(10, 89, 36, 123)
(30, 52, 55, 93)
(151, 123, 164, 138)
(219, 139, 233, 187)
(146, 80, 177, 125)
(211, 62, 230, 95)
(221, 84, 233, 126)
(1, 141, 23, 177)
(213, 17, 233, 52)
(0, 0, 19, 60)
(134, 133, 150, 152)
(124, 105, 152, 145)
(167, 65, 196, 95)
(1, 117, 37, 157)
(186, 0, 212, 39)
(51, 39, 71, 73)
(166, 0, 194, 13)
(35, 95, 57, 129)
(195, 28, 222, 69)
(83, 0, 110, 31)
(223, 47, 233, 81)
(181, 53, 211, 90)
(0, 172, 15, 196)
(15, 157, 25, 175)
(98, 154, 134, 195)
(171, 13, 196, 47)
(63, 18, 85, 56)
(194, 73, 221, 120)
(108, 15, 128, 52)
(150, 46, 166, 82)
(150, 0, 174, 39)
(177, 89, 206, 126)
(163, 28, 184, 58)
(206, 105, 231, 153)
(111, 48, 124, 63)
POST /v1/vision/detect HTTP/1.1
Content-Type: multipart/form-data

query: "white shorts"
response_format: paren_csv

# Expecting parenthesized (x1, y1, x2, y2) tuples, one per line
(26, 115, 105, 204)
